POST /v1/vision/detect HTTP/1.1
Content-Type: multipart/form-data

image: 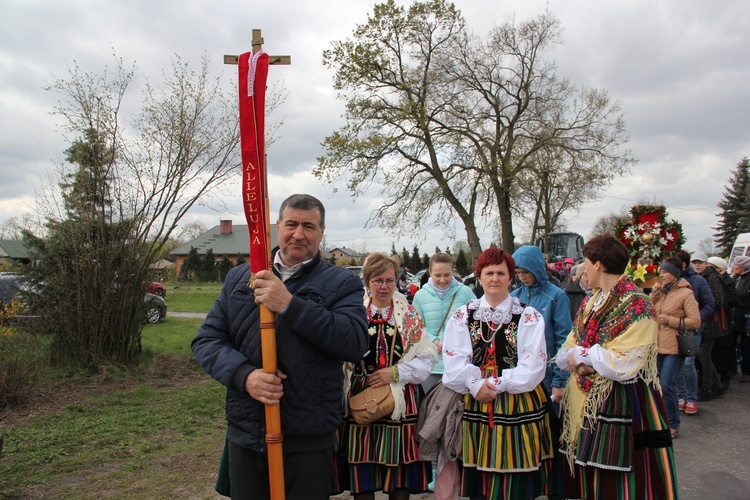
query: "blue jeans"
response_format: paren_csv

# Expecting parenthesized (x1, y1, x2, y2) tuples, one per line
(676, 333, 702, 403)
(658, 354, 685, 429)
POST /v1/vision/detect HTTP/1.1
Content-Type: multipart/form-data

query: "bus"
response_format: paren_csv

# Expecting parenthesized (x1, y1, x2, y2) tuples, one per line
(534, 232, 585, 263)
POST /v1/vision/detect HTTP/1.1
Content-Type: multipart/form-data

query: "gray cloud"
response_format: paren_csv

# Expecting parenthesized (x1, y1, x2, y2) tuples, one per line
(0, 0, 747, 256)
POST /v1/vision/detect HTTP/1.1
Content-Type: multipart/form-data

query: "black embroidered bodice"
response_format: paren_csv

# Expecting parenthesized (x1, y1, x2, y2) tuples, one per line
(467, 304, 520, 375)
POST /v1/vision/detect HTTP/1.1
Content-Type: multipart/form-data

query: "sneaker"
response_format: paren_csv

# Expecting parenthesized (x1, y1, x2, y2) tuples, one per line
(685, 401, 698, 415)
(678, 399, 686, 411)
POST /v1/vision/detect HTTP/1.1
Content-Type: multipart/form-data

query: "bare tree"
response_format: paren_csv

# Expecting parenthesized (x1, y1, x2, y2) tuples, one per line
(316, 1, 488, 259)
(26, 52, 246, 366)
(513, 146, 620, 243)
(1, 213, 40, 240)
(440, 12, 634, 250)
(177, 221, 210, 242)
(589, 210, 630, 238)
(316, 1, 634, 256)
(696, 236, 717, 256)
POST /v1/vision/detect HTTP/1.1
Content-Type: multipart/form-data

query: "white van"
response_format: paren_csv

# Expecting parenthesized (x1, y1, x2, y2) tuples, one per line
(729, 232, 750, 270)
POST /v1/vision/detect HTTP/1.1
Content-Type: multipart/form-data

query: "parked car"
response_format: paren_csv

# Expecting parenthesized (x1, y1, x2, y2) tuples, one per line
(144, 293, 167, 324)
(0, 272, 39, 316)
(345, 266, 365, 287)
(0, 272, 44, 324)
(463, 272, 483, 298)
(410, 269, 427, 288)
(145, 281, 166, 298)
(0, 272, 24, 311)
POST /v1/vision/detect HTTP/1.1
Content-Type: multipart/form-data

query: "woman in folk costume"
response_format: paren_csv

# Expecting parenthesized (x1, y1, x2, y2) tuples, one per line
(337, 252, 438, 500)
(442, 247, 561, 499)
(556, 235, 679, 499)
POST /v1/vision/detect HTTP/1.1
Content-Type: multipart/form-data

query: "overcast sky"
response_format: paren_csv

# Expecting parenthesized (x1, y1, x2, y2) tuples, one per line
(2, 0, 748, 256)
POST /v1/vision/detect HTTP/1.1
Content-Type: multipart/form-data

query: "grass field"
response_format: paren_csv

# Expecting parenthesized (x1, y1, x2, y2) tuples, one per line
(163, 282, 223, 313)
(0, 286, 229, 499)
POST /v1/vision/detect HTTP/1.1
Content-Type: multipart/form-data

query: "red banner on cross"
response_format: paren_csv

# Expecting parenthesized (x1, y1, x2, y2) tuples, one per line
(238, 50, 271, 274)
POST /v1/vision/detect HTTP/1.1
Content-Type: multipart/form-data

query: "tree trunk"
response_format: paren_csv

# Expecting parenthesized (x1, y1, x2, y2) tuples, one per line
(498, 185, 516, 252)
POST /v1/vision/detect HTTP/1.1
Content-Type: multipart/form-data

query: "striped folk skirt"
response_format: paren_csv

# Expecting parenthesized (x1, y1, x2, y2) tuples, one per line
(459, 384, 560, 500)
(561, 379, 679, 499)
(335, 382, 431, 495)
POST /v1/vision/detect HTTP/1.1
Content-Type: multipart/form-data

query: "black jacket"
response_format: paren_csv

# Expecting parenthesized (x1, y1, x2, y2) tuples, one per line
(700, 266, 729, 339)
(732, 271, 750, 332)
(564, 279, 588, 322)
(192, 254, 369, 453)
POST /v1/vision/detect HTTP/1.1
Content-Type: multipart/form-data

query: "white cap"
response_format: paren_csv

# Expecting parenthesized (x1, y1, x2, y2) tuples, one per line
(707, 256, 728, 270)
(690, 251, 708, 262)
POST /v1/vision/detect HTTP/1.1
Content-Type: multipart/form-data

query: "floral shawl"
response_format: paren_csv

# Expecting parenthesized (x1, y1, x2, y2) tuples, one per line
(559, 275, 660, 463)
(344, 295, 437, 420)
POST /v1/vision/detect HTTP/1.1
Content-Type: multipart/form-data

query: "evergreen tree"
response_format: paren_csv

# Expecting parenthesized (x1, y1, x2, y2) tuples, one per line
(61, 128, 115, 222)
(217, 255, 232, 282)
(181, 247, 201, 281)
(235, 253, 247, 267)
(390, 242, 398, 256)
(410, 245, 420, 270)
(714, 157, 750, 255)
(455, 249, 469, 276)
(23, 129, 145, 366)
(400, 247, 409, 269)
(201, 248, 217, 281)
(421, 253, 429, 269)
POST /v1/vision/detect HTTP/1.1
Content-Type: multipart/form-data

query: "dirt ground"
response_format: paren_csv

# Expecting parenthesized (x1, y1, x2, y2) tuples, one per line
(0, 359, 436, 499)
(0, 356, 204, 428)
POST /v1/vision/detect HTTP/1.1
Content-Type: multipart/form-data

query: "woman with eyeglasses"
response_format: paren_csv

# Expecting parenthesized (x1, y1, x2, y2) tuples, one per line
(441, 247, 561, 499)
(335, 252, 438, 500)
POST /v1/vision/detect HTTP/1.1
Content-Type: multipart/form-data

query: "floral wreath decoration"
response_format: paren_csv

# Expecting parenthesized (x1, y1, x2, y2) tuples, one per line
(614, 205, 685, 287)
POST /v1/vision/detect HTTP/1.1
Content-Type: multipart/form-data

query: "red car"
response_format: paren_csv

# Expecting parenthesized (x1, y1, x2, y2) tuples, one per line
(145, 281, 166, 298)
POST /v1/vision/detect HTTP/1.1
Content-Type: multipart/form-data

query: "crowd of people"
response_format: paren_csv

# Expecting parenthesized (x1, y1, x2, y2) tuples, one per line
(192, 193, 746, 500)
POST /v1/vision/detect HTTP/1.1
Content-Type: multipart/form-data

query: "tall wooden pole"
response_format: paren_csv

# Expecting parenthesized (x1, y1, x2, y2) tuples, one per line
(226, 29, 290, 500)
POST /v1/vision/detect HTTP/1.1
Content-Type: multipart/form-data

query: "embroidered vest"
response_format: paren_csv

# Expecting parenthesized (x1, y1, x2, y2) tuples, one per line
(467, 304, 521, 375)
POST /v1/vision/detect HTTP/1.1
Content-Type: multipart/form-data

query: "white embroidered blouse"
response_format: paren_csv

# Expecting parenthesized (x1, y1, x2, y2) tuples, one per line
(441, 295, 548, 398)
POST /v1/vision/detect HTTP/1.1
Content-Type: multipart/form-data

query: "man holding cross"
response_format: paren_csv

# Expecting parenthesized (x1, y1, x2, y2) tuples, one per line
(192, 194, 369, 499)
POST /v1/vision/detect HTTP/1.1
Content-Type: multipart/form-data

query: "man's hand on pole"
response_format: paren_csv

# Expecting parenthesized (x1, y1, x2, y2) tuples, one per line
(245, 369, 287, 405)
(253, 270, 293, 312)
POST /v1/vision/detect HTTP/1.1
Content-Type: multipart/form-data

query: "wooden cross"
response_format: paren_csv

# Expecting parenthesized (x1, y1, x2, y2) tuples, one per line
(223, 28, 290, 500)
(224, 29, 291, 64)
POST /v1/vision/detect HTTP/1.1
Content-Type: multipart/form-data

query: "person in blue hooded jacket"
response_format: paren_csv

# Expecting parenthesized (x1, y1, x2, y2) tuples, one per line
(511, 245, 572, 407)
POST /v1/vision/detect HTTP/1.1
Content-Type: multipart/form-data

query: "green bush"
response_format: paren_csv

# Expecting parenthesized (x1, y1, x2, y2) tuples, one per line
(0, 327, 51, 406)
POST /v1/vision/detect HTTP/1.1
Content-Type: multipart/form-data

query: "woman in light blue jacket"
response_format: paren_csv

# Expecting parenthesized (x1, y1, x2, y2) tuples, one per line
(412, 252, 476, 393)
(412, 252, 476, 494)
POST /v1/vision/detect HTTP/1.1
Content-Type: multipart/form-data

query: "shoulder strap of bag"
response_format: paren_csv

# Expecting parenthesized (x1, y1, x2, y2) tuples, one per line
(388, 321, 398, 366)
(435, 293, 458, 339)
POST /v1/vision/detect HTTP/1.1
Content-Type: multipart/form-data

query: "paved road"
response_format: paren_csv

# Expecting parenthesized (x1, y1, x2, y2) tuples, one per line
(168, 311, 208, 318)
(671, 374, 750, 499)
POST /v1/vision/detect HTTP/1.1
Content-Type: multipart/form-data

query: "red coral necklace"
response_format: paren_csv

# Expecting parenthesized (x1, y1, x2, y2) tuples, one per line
(369, 303, 394, 369)
(367, 304, 393, 325)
